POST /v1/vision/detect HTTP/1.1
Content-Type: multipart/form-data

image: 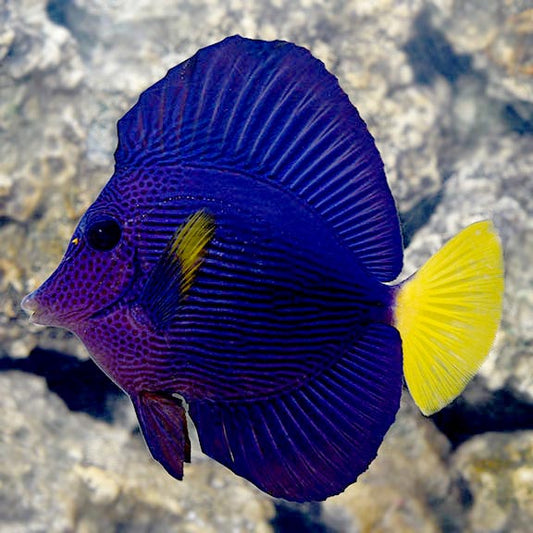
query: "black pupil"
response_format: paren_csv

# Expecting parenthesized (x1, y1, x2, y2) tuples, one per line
(86, 218, 122, 251)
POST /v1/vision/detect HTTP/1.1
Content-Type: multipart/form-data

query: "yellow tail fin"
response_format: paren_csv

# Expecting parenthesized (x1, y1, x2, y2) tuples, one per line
(394, 221, 504, 415)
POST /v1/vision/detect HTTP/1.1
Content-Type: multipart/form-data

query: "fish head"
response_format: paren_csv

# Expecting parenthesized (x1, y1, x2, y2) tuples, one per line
(21, 184, 139, 331)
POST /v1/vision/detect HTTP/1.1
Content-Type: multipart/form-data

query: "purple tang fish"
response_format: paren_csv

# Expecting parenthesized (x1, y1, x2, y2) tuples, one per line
(22, 36, 504, 501)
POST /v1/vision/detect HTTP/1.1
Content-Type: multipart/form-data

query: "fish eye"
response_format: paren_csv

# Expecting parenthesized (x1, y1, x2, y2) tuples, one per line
(86, 217, 122, 251)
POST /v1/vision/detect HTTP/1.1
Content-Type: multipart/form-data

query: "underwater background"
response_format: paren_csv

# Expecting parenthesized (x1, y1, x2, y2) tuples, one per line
(1, 0, 532, 531)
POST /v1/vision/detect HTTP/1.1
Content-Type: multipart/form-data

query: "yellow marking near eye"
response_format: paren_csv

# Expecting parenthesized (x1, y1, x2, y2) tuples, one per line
(170, 210, 216, 297)
(71, 237, 79, 246)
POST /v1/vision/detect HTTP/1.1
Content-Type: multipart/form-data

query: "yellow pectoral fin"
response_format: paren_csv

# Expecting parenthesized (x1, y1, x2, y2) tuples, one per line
(139, 209, 216, 330)
(171, 209, 216, 296)
(394, 221, 504, 415)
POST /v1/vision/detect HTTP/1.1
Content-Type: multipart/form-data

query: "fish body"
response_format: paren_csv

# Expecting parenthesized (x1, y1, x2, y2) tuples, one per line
(41, 165, 393, 399)
(22, 36, 503, 501)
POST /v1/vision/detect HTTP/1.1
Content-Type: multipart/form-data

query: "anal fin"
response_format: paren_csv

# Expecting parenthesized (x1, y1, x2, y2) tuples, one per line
(132, 391, 191, 480)
(188, 323, 402, 501)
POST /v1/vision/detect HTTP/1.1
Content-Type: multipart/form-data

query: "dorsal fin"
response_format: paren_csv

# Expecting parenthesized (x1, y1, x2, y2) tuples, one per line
(115, 35, 403, 281)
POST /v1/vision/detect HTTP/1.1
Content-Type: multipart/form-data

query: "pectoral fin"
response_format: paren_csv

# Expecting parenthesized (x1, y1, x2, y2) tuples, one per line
(132, 391, 191, 480)
(139, 209, 215, 330)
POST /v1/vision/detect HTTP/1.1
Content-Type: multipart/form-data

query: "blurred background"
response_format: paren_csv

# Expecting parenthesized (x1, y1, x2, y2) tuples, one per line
(1, 0, 532, 531)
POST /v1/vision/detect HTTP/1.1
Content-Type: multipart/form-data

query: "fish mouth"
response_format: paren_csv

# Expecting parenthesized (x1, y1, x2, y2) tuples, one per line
(21, 291, 83, 327)
(22, 290, 134, 329)
(21, 251, 140, 328)
(21, 292, 48, 325)
(21, 279, 131, 327)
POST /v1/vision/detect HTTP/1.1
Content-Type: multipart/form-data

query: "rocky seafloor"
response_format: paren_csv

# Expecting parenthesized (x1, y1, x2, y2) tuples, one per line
(1, 0, 533, 531)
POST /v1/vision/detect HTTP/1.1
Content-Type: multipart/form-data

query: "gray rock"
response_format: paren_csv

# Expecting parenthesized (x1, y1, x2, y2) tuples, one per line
(0, 372, 275, 533)
(1, 0, 89, 359)
(452, 430, 533, 533)
(434, 0, 533, 105)
(1, 0, 532, 530)
(401, 133, 533, 405)
(323, 396, 464, 533)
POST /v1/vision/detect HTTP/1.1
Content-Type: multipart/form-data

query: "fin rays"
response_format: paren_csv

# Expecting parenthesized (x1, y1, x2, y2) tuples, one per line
(139, 210, 215, 329)
(189, 323, 402, 501)
(115, 36, 403, 281)
(394, 221, 504, 415)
